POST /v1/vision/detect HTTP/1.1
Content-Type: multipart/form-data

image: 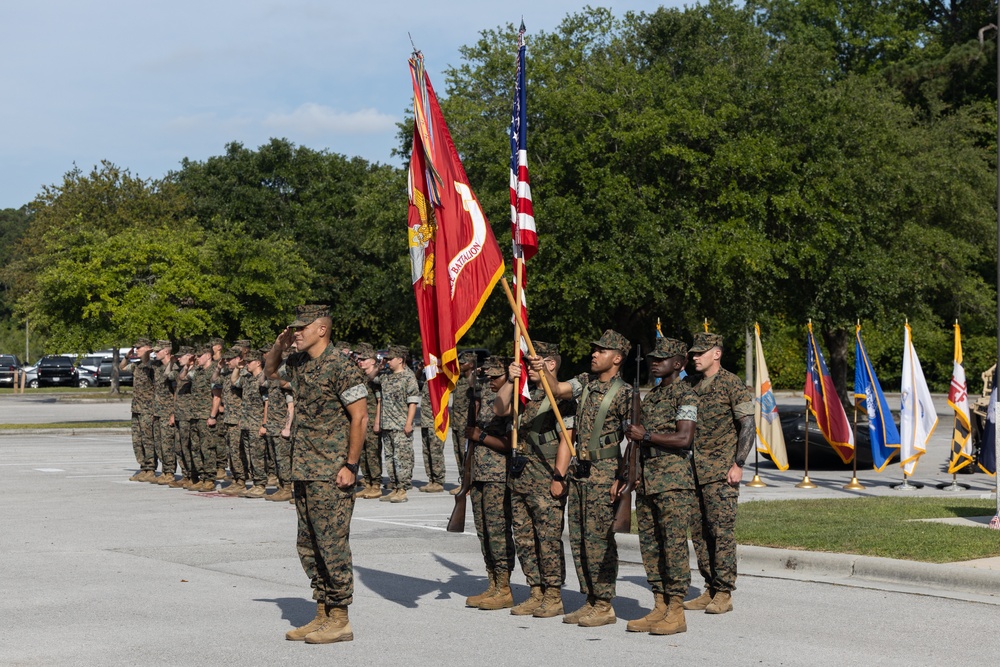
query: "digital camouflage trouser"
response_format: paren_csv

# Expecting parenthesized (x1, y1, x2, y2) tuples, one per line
(510, 483, 566, 588)
(450, 427, 466, 471)
(360, 429, 382, 488)
(242, 429, 267, 485)
(420, 427, 445, 485)
(295, 480, 356, 607)
(637, 489, 696, 598)
(266, 434, 291, 485)
(381, 429, 414, 490)
(567, 474, 618, 601)
(152, 417, 177, 477)
(471, 481, 515, 574)
(691, 480, 739, 593)
(130, 412, 155, 472)
(176, 419, 194, 479)
(190, 420, 215, 483)
(226, 423, 248, 480)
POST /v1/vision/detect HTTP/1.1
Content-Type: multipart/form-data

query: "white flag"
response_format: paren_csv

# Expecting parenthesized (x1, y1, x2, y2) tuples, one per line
(754, 324, 789, 470)
(900, 323, 938, 476)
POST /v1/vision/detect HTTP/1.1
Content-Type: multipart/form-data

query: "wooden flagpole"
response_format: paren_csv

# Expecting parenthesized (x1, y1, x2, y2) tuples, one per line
(512, 259, 523, 453)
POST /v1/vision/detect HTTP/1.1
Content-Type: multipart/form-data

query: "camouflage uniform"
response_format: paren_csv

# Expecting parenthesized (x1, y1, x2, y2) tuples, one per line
(635, 339, 699, 599)
(686, 333, 754, 595)
(471, 359, 515, 578)
(187, 354, 216, 484)
(151, 343, 178, 477)
(221, 349, 248, 482)
(419, 380, 446, 485)
(566, 330, 633, 603)
(170, 349, 197, 481)
(208, 357, 227, 474)
(125, 339, 155, 473)
(451, 369, 474, 469)
(354, 343, 383, 489)
(263, 376, 294, 487)
(281, 305, 368, 608)
(376, 348, 419, 491)
(236, 362, 268, 487)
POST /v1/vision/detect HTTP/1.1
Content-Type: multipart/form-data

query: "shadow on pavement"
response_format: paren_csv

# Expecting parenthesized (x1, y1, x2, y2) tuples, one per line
(253, 596, 316, 627)
(354, 554, 487, 608)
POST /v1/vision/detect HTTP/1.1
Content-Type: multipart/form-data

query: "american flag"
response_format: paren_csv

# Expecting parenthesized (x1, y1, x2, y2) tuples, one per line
(510, 21, 535, 404)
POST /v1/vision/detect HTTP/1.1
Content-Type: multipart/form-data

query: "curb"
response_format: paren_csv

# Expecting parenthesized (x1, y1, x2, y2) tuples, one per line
(0, 428, 131, 437)
(616, 534, 1000, 599)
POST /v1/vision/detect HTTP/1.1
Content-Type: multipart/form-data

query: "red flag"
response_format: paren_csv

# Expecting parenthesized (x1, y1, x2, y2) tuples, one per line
(408, 52, 506, 440)
(510, 22, 534, 405)
(804, 323, 855, 463)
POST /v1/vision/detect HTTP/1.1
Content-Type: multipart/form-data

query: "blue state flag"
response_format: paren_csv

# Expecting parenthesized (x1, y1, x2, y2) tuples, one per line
(980, 366, 997, 476)
(854, 327, 900, 471)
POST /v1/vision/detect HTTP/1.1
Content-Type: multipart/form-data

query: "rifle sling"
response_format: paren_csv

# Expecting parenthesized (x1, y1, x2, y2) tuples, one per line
(578, 378, 625, 461)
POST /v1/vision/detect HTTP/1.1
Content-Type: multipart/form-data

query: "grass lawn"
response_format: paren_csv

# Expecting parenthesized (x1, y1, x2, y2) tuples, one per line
(0, 421, 130, 429)
(735, 497, 1000, 563)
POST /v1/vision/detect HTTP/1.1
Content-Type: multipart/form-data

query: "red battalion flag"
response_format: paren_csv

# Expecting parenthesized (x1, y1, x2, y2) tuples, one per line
(510, 21, 536, 405)
(408, 50, 506, 440)
(804, 322, 855, 463)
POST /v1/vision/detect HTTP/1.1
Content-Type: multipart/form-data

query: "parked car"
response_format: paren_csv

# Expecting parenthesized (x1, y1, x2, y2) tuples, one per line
(97, 359, 134, 386)
(76, 355, 105, 374)
(77, 366, 99, 388)
(773, 404, 880, 469)
(0, 354, 21, 386)
(21, 363, 38, 387)
(33, 355, 79, 388)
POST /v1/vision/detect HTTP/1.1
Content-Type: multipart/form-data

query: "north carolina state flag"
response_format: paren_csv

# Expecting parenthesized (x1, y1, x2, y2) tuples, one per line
(408, 51, 505, 440)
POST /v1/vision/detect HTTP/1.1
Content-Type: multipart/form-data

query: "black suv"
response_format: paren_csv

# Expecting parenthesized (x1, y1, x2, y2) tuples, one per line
(98, 359, 134, 386)
(34, 356, 79, 388)
(0, 354, 21, 386)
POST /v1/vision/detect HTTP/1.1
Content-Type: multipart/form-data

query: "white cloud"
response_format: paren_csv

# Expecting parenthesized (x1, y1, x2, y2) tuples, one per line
(263, 103, 398, 136)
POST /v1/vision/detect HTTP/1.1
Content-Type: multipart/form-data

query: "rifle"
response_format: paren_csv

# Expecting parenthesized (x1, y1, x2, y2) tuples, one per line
(612, 344, 641, 534)
(447, 370, 480, 533)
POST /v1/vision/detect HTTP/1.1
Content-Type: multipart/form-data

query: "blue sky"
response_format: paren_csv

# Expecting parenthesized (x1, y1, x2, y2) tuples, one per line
(1, 1, 687, 209)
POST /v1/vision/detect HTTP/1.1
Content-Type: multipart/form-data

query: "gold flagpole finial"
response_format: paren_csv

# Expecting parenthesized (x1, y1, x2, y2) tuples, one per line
(703, 318, 709, 333)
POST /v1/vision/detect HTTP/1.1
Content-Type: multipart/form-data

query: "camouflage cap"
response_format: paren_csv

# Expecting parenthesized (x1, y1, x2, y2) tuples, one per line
(480, 356, 507, 378)
(533, 341, 559, 358)
(290, 304, 331, 328)
(197, 346, 213, 357)
(458, 351, 477, 365)
(234, 339, 252, 351)
(221, 346, 242, 361)
(689, 332, 724, 354)
(177, 345, 195, 356)
(386, 345, 409, 360)
(647, 337, 688, 359)
(592, 329, 631, 358)
(354, 342, 376, 359)
(209, 337, 225, 348)
(151, 339, 172, 351)
(334, 340, 352, 352)
(134, 337, 153, 348)
(244, 349, 262, 363)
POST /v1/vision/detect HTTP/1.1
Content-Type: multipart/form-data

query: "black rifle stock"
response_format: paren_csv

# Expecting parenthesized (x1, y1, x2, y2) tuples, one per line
(447, 371, 480, 533)
(612, 344, 641, 534)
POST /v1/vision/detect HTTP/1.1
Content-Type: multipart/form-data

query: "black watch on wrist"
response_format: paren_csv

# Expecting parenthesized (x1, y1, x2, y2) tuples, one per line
(478, 431, 488, 444)
(552, 472, 566, 482)
(735, 460, 745, 468)
(344, 462, 359, 475)
(641, 431, 651, 444)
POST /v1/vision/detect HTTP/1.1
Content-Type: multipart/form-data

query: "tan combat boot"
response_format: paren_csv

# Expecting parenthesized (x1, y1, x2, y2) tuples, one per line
(285, 602, 327, 641)
(364, 484, 384, 499)
(155, 473, 173, 485)
(197, 479, 216, 492)
(139, 470, 156, 482)
(267, 484, 293, 501)
(243, 484, 266, 498)
(379, 489, 399, 502)
(389, 489, 408, 503)
(267, 474, 278, 488)
(705, 591, 733, 614)
(216, 468, 226, 481)
(510, 585, 544, 616)
(465, 570, 496, 607)
(650, 595, 687, 635)
(450, 486, 461, 495)
(532, 587, 564, 618)
(304, 605, 353, 644)
(626, 592, 667, 632)
(129, 471, 142, 482)
(167, 476, 187, 488)
(354, 482, 371, 499)
(562, 597, 595, 624)
(683, 589, 714, 611)
(478, 570, 513, 610)
(221, 479, 246, 496)
(577, 599, 616, 627)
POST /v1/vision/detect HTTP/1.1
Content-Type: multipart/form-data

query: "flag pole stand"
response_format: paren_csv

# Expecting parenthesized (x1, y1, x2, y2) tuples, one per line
(746, 447, 767, 488)
(843, 402, 864, 490)
(795, 410, 817, 489)
(936, 473, 969, 492)
(891, 472, 924, 491)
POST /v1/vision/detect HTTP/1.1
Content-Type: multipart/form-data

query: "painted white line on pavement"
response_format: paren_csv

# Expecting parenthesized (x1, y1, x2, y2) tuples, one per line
(66, 474, 127, 478)
(34, 468, 65, 472)
(0, 460, 135, 467)
(354, 516, 475, 535)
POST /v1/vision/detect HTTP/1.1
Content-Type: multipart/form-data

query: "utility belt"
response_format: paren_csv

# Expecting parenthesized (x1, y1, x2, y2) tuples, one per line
(525, 428, 560, 460)
(582, 432, 622, 461)
(642, 445, 692, 460)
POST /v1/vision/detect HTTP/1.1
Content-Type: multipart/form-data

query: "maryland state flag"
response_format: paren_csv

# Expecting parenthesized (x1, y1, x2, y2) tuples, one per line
(408, 51, 505, 440)
(804, 322, 855, 463)
(947, 323, 973, 473)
